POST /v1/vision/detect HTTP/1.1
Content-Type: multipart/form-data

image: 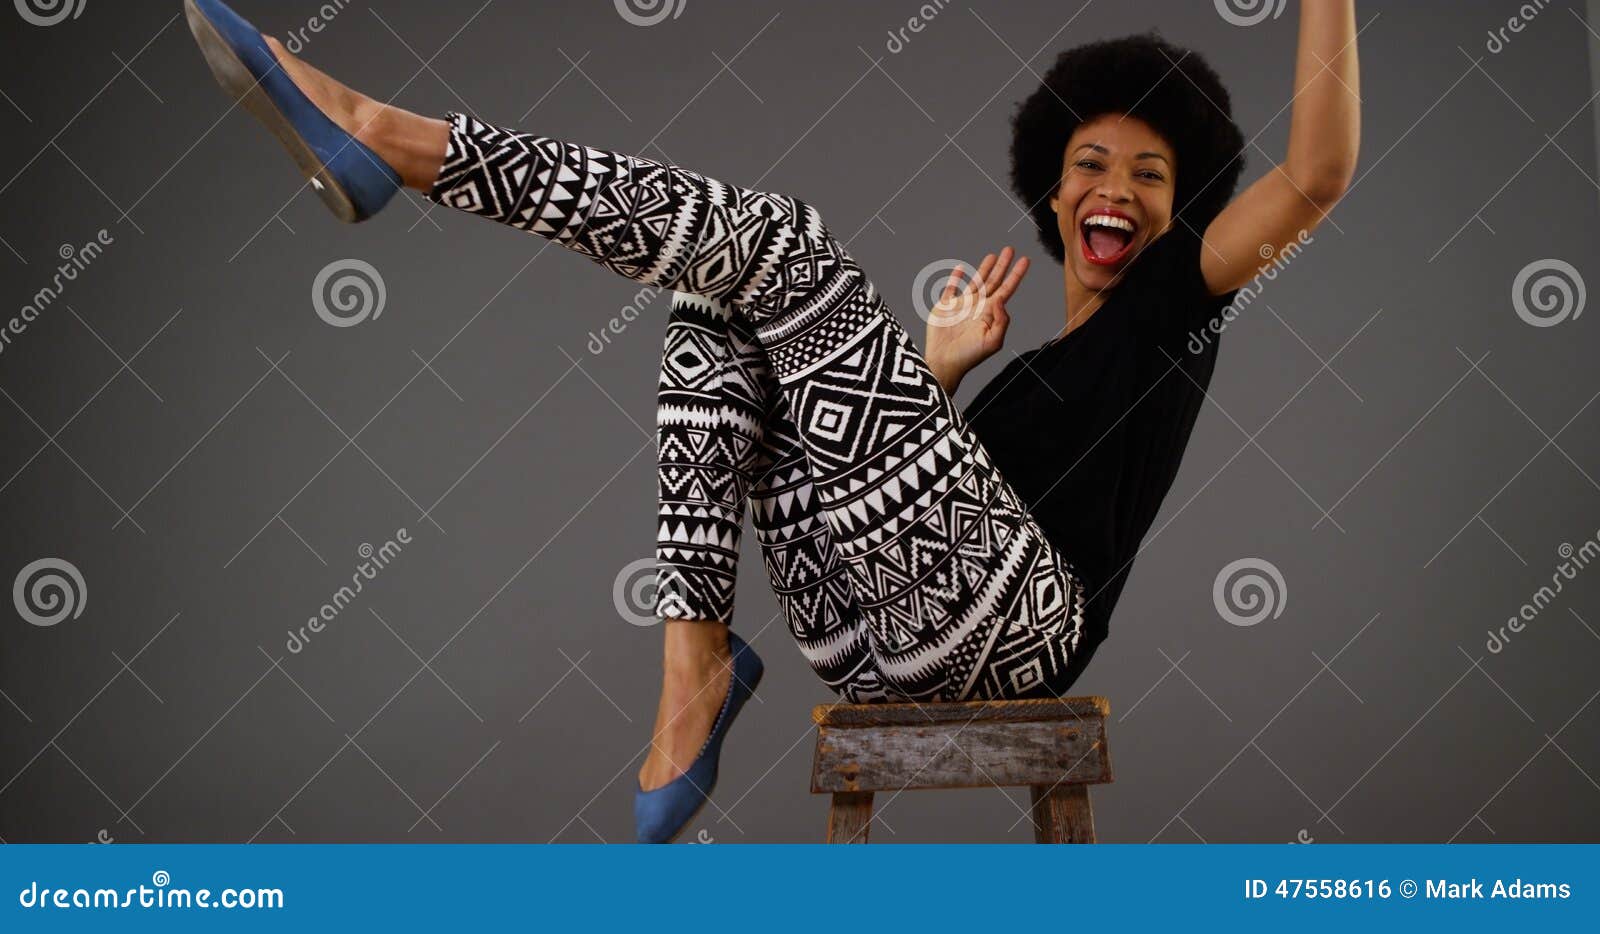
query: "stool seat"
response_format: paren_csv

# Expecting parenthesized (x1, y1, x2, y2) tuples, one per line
(809, 696, 1113, 843)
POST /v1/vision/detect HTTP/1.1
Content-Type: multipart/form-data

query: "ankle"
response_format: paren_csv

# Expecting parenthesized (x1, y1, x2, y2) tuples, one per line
(361, 103, 449, 191)
(661, 621, 732, 673)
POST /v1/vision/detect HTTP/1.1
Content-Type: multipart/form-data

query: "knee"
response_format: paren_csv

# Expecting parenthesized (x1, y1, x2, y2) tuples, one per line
(720, 191, 851, 312)
(789, 196, 837, 252)
(745, 190, 836, 252)
(769, 195, 852, 296)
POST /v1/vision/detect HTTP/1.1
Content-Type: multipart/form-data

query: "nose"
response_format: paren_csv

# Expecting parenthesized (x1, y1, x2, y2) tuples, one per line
(1094, 174, 1134, 203)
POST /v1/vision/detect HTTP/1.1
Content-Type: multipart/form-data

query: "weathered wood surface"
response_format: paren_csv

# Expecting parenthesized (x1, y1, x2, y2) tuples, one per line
(1030, 784, 1096, 843)
(811, 709, 1112, 793)
(825, 792, 874, 844)
(812, 696, 1109, 727)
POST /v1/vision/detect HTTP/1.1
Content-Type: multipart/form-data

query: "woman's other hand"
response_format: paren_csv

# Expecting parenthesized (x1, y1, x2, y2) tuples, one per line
(925, 246, 1027, 393)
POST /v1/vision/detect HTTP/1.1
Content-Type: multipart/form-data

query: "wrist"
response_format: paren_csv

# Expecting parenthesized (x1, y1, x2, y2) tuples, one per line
(928, 357, 965, 392)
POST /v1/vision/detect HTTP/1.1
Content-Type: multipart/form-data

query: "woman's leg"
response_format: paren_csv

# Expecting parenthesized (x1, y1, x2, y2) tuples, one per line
(423, 113, 1090, 699)
(748, 392, 897, 705)
(652, 293, 758, 628)
(253, 36, 450, 191)
(654, 292, 894, 704)
(635, 291, 753, 793)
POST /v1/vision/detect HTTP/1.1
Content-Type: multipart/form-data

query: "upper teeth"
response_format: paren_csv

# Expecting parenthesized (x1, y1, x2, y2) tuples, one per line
(1084, 214, 1134, 232)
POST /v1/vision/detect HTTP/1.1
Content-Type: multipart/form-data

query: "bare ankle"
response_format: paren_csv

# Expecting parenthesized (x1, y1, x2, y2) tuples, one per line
(661, 619, 731, 671)
(361, 104, 448, 191)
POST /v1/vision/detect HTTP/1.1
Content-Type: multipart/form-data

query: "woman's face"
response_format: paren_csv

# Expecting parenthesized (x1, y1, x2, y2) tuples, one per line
(1049, 113, 1176, 291)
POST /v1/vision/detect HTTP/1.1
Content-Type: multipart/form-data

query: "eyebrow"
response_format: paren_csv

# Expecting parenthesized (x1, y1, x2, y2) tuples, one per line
(1072, 143, 1171, 166)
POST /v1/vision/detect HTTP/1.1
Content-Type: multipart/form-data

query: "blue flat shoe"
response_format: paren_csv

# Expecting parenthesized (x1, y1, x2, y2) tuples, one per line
(635, 631, 764, 844)
(183, 0, 402, 222)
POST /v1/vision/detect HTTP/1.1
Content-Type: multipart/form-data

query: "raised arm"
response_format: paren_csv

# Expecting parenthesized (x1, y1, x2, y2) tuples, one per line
(1200, 0, 1359, 296)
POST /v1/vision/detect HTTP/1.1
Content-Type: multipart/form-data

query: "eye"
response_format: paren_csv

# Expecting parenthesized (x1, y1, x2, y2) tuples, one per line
(1075, 159, 1103, 172)
(1137, 169, 1166, 181)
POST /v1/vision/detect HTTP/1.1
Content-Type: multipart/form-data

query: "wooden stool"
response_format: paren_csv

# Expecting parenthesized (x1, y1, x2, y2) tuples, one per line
(810, 696, 1112, 843)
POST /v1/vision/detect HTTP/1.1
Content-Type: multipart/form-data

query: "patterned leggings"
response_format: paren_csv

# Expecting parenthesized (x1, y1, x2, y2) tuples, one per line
(428, 113, 1090, 703)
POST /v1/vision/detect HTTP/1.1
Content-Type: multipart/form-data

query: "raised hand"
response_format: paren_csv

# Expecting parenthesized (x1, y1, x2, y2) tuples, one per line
(924, 246, 1029, 392)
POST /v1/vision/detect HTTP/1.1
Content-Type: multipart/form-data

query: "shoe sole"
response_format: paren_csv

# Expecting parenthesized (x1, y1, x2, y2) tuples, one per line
(183, 0, 362, 223)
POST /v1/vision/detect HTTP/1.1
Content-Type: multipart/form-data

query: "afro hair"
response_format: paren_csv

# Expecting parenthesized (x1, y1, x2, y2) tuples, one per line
(1009, 33, 1246, 264)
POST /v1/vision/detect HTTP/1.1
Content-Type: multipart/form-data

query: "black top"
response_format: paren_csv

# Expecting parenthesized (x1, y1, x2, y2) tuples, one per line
(963, 228, 1236, 651)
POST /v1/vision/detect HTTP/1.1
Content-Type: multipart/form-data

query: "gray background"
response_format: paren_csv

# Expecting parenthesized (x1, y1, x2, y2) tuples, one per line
(1, 0, 1598, 844)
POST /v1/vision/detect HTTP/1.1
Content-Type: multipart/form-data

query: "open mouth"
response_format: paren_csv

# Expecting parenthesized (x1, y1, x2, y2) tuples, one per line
(1079, 210, 1138, 266)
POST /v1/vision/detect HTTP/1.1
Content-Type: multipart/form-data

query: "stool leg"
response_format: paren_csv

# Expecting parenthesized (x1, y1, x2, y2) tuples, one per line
(1029, 784, 1096, 843)
(826, 791, 874, 843)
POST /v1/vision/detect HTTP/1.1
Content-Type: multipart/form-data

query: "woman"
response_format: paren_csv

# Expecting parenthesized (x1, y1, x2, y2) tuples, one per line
(183, 0, 1358, 842)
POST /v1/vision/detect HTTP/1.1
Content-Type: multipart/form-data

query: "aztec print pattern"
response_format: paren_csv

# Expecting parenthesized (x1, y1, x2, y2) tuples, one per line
(428, 113, 1089, 701)
(655, 293, 891, 703)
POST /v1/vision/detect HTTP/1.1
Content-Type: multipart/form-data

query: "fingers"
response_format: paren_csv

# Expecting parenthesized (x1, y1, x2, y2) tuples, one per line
(993, 253, 1029, 304)
(982, 246, 1012, 294)
(945, 249, 1028, 307)
(940, 264, 965, 304)
(972, 253, 997, 295)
